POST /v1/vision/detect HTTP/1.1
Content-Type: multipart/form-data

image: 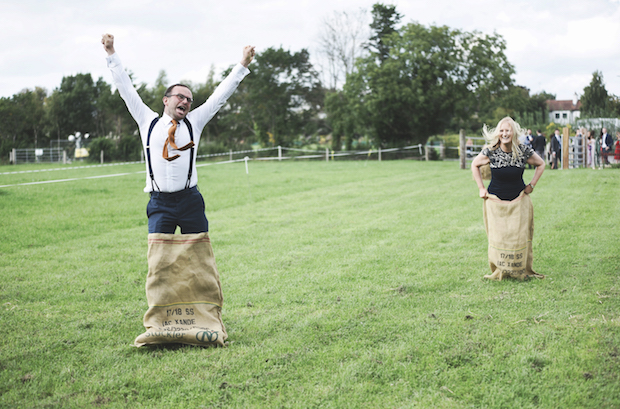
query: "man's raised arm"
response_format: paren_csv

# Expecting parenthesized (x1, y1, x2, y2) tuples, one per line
(101, 33, 156, 127)
(189, 46, 254, 130)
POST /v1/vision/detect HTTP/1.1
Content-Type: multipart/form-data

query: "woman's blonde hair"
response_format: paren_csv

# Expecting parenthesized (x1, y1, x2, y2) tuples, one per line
(482, 116, 525, 164)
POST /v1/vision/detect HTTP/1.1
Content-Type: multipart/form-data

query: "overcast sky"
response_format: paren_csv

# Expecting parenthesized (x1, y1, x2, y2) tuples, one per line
(2, 0, 619, 101)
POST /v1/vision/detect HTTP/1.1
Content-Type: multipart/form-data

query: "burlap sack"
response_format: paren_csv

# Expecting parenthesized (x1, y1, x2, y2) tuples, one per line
(133, 233, 227, 347)
(482, 191, 544, 281)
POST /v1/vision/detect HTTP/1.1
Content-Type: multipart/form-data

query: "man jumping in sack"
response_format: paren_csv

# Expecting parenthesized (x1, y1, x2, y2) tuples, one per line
(102, 33, 254, 347)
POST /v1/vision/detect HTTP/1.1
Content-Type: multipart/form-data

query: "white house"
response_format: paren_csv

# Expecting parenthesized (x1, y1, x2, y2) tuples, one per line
(546, 94, 581, 125)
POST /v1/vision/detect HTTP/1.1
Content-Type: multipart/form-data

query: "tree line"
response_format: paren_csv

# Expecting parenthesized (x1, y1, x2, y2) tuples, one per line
(1, 3, 618, 163)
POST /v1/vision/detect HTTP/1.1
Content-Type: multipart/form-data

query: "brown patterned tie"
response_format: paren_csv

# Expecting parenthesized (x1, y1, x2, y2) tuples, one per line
(163, 119, 195, 161)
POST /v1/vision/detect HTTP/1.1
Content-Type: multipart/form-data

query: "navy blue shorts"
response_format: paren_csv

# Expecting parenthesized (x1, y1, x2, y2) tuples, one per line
(147, 186, 208, 234)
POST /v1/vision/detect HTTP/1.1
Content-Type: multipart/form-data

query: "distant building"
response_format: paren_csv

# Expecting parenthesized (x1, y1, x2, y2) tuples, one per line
(546, 94, 581, 125)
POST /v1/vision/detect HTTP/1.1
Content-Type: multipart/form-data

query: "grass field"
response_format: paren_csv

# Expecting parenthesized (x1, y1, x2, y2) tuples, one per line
(0, 159, 619, 408)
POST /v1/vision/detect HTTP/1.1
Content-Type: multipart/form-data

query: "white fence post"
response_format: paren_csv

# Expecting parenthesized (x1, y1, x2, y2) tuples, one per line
(326, 148, 329, 162)
(101, 150, 104, 164)
(378, 147, 382, 162)
(278, 145, 282, 161)
(63, 150, 67, 164)
(229, 149, 233, 161)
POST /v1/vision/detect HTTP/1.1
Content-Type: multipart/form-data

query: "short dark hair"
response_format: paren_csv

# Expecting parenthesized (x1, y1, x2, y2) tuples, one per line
(536, 130, 541, 133)
(164, 83, 191, 97)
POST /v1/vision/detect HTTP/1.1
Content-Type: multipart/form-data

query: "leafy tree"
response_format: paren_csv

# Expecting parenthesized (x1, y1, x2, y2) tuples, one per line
(480, 86, 551, 130)
(517, 90, 553, 129)
(607, 94, 620, 117)
(93, 77, 123, 139)
(367, 3, 402, 63)
(476, 85, 529, 127)
(0, 87, 49, 159)
(533, 91, 556, 102)
(341, 19, 514, 147)
(216, 47, 324, 147)
(14, 88, 47, 148)
(47, 73, 98, 140)
(581, 71, 609, 117)
(324, 91, 359, 150)
(0, 96, 23, 157)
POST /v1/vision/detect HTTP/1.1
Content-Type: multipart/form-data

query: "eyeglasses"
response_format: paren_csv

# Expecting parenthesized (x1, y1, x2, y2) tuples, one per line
(167, 94, 194, 104)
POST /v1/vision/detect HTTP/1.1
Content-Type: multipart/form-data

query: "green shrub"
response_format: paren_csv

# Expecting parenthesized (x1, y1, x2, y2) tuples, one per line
(87, 137, 115, 162)
(116, 135, 142, 162)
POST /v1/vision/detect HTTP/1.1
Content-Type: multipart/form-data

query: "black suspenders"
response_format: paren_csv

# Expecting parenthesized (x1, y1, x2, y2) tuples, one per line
(185, 119, 195, 189)
(146, 117, 160, 192)
(146, 117, 195, 192)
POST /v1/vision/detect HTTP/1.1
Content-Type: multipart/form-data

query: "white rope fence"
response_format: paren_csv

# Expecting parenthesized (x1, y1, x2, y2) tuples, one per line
(1, 143, 437, 181)
(196, 144, 428, 163)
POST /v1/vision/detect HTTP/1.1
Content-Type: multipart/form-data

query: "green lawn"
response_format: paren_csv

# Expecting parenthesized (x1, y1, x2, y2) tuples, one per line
(0, 160, 618, 408)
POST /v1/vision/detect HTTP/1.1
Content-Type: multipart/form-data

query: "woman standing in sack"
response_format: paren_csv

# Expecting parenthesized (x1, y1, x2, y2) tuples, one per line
(471, 117, 545, 280)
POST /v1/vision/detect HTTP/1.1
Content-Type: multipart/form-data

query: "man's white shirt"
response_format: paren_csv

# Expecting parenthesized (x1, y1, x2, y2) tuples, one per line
(106, 53, 250, 192)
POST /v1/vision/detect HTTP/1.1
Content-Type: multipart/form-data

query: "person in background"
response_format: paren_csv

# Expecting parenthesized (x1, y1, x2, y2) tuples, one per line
(518, 129, 527, 145)
(601, 128, 613, 166)
(587, 131, 594, 168)
(525, 129, 534, 168)
(614, 131, 620, 163)
(595, 132, 602, 169)
(525, 129, 534, 146)
(550, 129, 562, 169)
(572, 128, 583, 168)
(580, 127, 588, 167)
(466, 137, 474, 157)
(532, 130, 546, 166)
